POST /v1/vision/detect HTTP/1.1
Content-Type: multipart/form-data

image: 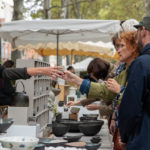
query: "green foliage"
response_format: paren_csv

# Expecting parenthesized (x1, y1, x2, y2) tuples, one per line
(51, 0, 62, 19)
(97, 0, 145, 21)
(25, 0, 145, 21)
(31, 9, 44, 19)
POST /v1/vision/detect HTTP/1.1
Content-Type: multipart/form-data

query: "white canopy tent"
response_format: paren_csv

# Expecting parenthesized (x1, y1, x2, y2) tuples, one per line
(0, 19, 121, 64)
(17, 41, 116, 58)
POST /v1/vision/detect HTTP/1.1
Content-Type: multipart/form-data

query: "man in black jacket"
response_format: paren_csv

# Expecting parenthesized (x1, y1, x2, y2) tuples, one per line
(0, 65, 64, 105)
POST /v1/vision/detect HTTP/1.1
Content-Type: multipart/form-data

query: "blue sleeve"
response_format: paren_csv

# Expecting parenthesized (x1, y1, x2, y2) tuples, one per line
(79, 79, 90, 95)
(118, 60, 145, 143)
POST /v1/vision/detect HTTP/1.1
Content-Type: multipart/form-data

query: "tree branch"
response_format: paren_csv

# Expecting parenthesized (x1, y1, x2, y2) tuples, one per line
(48, 0, 95, 11)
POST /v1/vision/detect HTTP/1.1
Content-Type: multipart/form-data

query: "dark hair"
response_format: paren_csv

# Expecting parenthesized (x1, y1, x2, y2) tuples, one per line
(67, 66, 74, 70)
(3, 60, 14, 68)
(112, 33, 120, 46)
(87, 58, 110, 80)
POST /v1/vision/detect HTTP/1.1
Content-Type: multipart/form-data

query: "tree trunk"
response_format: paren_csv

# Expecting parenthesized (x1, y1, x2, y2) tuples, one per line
(57, 0, 69, 66)
(13, 0, 24, 20)
(11, 0, 24, 65)
(144, 0, 150, 15)
(43, 0, 52, 63)
(76, 0, 81, 18)
(61, 0, 68, 18)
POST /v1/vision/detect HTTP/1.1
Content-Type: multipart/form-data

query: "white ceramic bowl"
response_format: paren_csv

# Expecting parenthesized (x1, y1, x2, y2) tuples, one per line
(0, 148, 10, 150)
(0, 136, 39, 150)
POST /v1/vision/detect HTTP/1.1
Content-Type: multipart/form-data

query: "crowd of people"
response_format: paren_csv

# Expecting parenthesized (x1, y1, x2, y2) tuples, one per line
(61, 15, 150, 150)
(0, 15, 150, 150)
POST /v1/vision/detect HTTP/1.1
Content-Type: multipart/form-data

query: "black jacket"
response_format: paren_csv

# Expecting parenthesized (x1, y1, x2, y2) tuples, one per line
(0, 65, 30, 105)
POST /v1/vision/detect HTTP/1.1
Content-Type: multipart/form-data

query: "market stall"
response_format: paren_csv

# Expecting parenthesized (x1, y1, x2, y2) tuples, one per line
(0, 19, 120, 149)
(0, 19, 120, 64)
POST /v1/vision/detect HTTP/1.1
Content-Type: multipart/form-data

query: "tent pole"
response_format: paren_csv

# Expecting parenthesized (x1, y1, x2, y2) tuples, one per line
(56, 34, 59, 65)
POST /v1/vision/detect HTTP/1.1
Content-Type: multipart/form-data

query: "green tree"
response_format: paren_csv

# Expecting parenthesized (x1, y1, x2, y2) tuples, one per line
(25, 0, 145, 21)
(143, 0, 150, 15)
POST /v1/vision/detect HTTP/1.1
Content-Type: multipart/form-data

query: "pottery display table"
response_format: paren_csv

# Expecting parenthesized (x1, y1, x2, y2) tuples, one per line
(46, 119, 113, 150)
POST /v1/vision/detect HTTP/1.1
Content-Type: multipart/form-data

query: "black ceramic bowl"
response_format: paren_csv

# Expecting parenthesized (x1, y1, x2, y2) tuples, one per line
(79, 122, 103, 136)
(85, 143, 101, 150)
(60, 119, 84, 132)
(90, 136, 102, 143)
(80, 116, 98, 121)
(83, 114, 99, 118)
(0, 118, 13, 133)
(52, 122, 70, 137)
(58, 101, 64, 107)
(63, 135, 82, 142)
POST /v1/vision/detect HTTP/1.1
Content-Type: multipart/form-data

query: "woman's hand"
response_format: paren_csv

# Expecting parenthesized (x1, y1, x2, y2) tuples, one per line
(67, 100, 81, 107)
(67, 101, 76, 107)
(62, 71, 83, 86)
(105, 78, 121, 94)
(110, 119, 116, 135)
(86, 104, 99, 110)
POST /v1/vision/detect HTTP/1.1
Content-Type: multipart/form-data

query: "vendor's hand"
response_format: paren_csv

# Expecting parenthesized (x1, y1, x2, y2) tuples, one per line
(44, 66, 65, 80)
(27, 66, 64, 80)
(62, 71, 83, 86)
(105, 78, 121, 94)
(86, 104, 99, 110)
(110, 119, 116, 135)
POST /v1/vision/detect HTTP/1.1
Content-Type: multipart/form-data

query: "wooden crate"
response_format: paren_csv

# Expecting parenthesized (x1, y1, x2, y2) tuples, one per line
(69, 113, 78, 121)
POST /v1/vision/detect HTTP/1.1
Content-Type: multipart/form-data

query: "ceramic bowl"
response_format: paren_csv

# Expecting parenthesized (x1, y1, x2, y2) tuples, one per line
(63, 134, 82, 142)
(70, 107, 80, 114)
(85, 142, 101, 150)
(90, 136, 101, 143)
(52, 122, 70, 137)
(33, 144, 45, 150)
(78, 122, 103, 136)
(0, 148, 10, 150)
(38, 138, 53, 147)
(0, 118, 13, 133)
(0, 136, 39, 150)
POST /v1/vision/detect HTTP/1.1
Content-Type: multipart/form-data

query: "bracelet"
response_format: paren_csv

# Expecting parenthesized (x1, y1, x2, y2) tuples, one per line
(111, 118, 115, 120)
(120, 86, 125, 93)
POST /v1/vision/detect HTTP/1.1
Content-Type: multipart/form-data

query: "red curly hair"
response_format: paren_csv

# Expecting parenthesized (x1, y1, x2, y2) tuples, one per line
(120, 31, 139, 58)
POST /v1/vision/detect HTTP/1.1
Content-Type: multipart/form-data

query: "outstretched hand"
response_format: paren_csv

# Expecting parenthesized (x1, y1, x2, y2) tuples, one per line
(86, 104, 99, 110)
(43, 66, 64, 80)
(67, 101, 75, 107)
(61, 71, 83, 86)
